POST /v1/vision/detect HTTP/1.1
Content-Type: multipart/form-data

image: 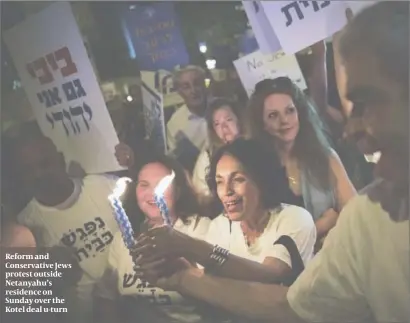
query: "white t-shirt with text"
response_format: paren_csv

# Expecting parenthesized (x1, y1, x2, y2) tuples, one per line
(96, 216, 212, 323)
(287, 191, 409, 323)
(17, 175, 120, 319)
(205, 205, 316, 267)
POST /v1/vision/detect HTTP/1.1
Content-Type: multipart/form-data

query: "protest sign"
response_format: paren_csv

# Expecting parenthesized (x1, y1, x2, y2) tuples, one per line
(261, 1, 347, 54)
(142, 82, 167, 154)
(233, 50, 307, 97)
(238, 29, 259, 56)
(141, 70, 184, 108)
(242, 1, 281, 54)
(122, 2, 189, 71)
(3, 2, 123, 174)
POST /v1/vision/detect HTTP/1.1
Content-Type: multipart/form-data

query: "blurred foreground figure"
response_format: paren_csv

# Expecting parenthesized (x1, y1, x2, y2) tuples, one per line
(135, 3, 410, 322)
(11, 133, 120, 323)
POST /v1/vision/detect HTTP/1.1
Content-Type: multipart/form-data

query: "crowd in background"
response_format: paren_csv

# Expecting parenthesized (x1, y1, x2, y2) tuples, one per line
(1, 2, 408, 323)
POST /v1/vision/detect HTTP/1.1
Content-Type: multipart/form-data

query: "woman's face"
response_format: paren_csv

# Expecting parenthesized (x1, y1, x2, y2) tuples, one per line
(213, 106, 240, 144)
(263, 94, 300, 144)
(215, 154, 262, 222)
(136, 162, 175, 224)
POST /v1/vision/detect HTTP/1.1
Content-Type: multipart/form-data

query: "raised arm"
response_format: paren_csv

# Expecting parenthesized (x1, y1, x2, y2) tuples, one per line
(135, 229, 290, 284)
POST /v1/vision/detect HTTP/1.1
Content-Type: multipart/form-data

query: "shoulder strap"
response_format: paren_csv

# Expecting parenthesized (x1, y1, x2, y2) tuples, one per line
(273, 235, 305, 286)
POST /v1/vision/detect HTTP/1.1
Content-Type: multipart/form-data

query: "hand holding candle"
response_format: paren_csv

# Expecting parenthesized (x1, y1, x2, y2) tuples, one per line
(108, 177, 135, 250)
(154, 171, 175, 226)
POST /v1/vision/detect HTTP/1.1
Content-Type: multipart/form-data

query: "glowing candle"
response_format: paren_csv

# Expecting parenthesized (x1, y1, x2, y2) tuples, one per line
(154, 171, 175, 226)
(108, 177, 136, 250)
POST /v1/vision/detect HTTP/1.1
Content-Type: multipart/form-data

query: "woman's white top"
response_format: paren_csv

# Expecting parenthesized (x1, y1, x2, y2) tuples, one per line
(205, 204, 317, 267)
(95, 215, 211, 323)
(192, 149, 211, 196)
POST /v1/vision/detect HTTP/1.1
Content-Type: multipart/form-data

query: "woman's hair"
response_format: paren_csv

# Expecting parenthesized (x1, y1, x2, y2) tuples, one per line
(248, 77, 333, 190)
(205, 98, 246, 155)
(207, 138, 290, 213)
(122, 153, 201, 232)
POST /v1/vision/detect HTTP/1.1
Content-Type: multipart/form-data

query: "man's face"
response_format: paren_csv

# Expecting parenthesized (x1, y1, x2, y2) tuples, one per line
(344, 50, 408, 191)
(16, 140, 67, 197)
(176, 70, 207, 114)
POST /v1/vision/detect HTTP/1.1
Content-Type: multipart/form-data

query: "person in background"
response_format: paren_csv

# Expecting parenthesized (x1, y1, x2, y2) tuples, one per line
(248, 77, 356, 246)
(11, 133, 120, 323)
(330, 9, 375, 190)
(167, 65, 211, 173)
(130, 3, 409, 322)
(94, 154, 211, 323)
(134, 139, 316, 289)
(192, 98, 245, 196)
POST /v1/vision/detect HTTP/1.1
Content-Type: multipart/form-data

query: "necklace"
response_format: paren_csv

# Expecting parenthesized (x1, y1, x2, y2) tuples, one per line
(241, 212, 271, 247)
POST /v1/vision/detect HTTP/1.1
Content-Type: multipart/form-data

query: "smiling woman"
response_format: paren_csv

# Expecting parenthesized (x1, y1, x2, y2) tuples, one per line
(94, 154, 212, 323)
(132, 139, 316, 293)
(248, 77, 356, 245)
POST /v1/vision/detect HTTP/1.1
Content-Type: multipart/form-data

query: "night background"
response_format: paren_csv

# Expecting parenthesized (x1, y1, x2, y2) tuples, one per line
(1, 1, 247, 90)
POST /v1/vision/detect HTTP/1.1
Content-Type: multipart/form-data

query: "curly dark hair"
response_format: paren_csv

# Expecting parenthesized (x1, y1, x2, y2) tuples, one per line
(206, 138, 290, 213)
(248, 77, 334, 191)
(122, 154, 202, 232)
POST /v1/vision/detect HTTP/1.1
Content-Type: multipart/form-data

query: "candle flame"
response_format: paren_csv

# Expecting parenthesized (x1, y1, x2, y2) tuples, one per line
(111, 177, 132, 199)
(154, 171, 175, 196)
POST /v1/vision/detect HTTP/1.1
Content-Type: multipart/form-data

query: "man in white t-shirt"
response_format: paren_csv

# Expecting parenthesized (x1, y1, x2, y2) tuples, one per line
(167, 65, 210, 172)
(12, 134, 120, 322)
(140, 3, 410, 322)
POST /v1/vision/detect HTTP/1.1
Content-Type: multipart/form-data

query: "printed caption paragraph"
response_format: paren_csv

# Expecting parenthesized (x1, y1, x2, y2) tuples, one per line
(2, 248, 78, 315)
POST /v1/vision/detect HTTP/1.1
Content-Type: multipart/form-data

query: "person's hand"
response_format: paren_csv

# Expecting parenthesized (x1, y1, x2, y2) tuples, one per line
(115, 142, 134, 167)
(133, 255, 193, 289)
(132, 226, 190, 260)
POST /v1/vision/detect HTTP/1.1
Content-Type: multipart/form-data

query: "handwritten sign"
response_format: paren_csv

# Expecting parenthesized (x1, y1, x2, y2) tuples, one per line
(122, 2, 189, 71)
(233, 50, 307, 97)
(261, 1, 347, 54)
(242, 1, 282, 54)
(142, 82, 167, 154)
(3, 2, 123, 174)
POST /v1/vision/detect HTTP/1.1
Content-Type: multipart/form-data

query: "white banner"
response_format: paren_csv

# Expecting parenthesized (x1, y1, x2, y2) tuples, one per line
(3, 2, 123, 174)
(242, 1, 281, 54)
(141, 82, 167, 154)
(233, 50, 307, 97)
(261, 1, 347, 54)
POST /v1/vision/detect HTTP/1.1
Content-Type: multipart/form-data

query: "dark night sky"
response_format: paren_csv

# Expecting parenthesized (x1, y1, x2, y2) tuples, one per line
(1, 1, 246, 86)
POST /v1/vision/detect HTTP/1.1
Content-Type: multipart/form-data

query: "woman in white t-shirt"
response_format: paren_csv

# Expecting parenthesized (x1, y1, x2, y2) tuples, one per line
(134, 139, 316, 286)
(192, 98, 246, 196)
(94, 155, 212, 323)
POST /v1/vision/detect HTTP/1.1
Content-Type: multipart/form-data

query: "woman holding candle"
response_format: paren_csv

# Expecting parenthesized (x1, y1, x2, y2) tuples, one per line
(94, 154, 212, 323)
(133, 139, 316, 288)
(192, 98, 246, 196)
(248, 77, 356, 247)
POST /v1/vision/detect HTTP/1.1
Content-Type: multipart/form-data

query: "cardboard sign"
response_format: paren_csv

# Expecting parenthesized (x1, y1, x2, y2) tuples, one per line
(242, 1, 282, 54)
(233, 50, 307, 97)
(142, 82, 167, 154)
(3, 2, 123, 174)
(261, 1, 347, 54)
